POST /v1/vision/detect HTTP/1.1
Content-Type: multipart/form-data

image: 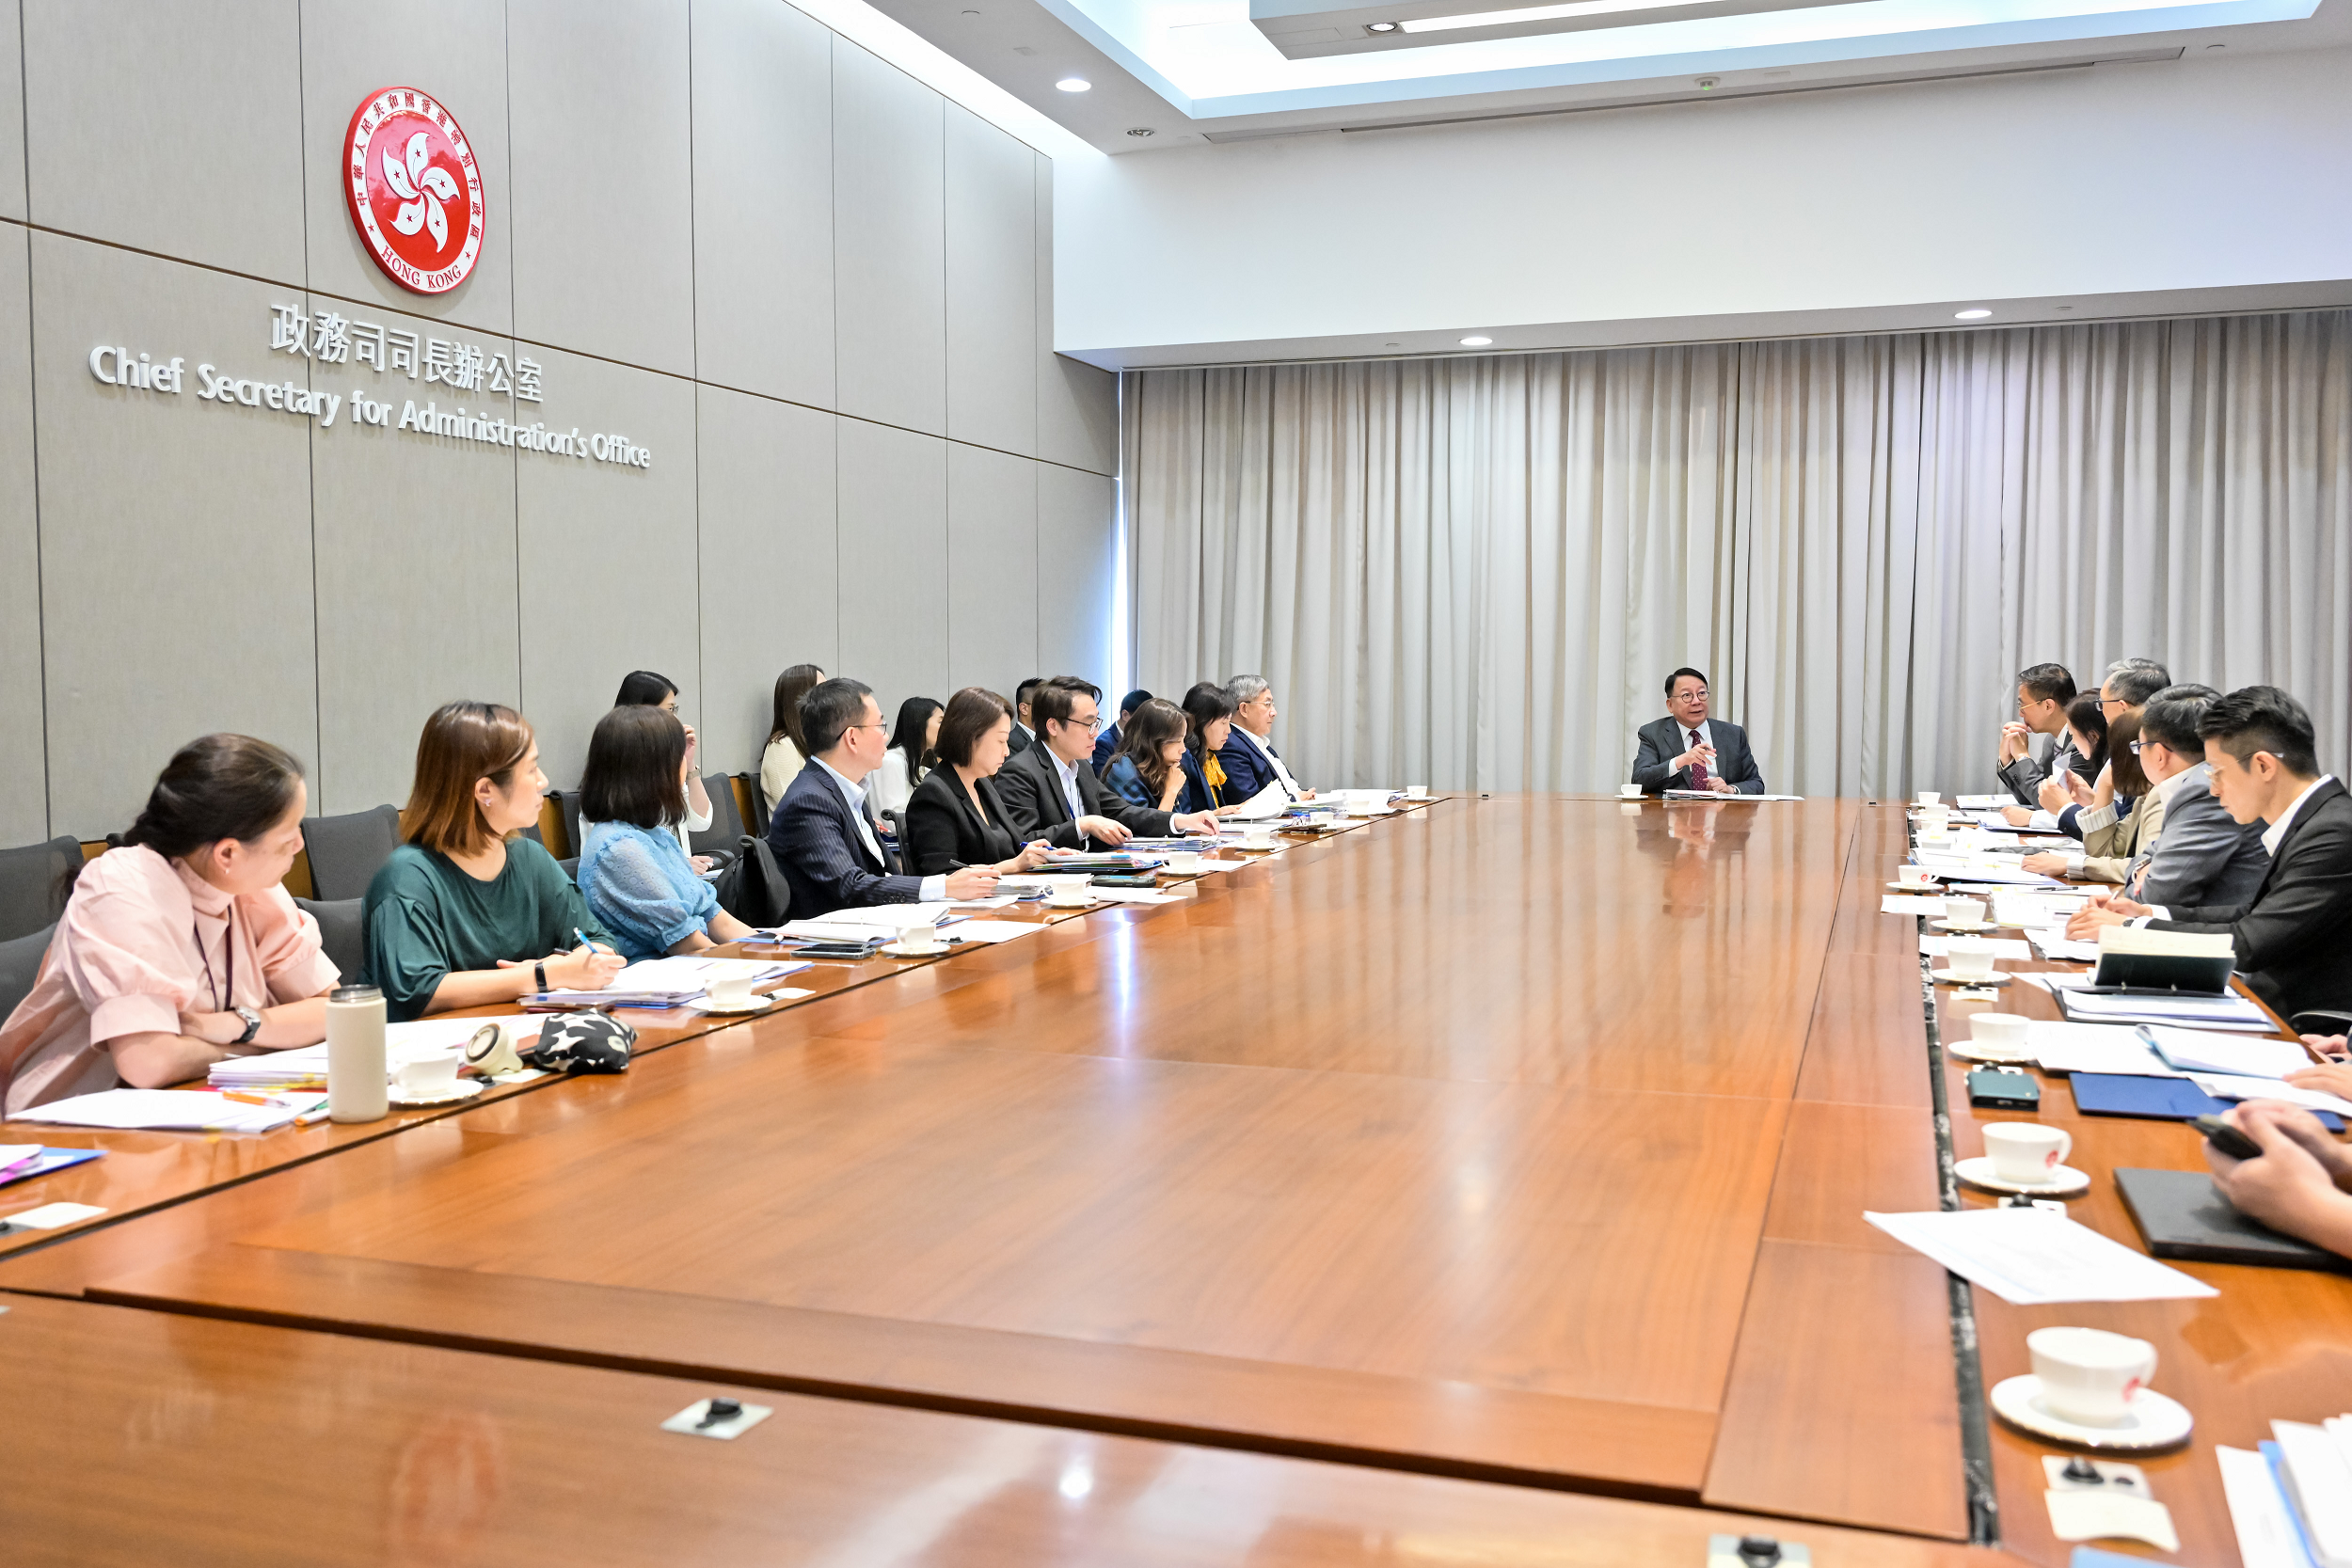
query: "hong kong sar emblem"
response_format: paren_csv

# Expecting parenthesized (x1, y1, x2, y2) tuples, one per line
(343, 87, 485, 294)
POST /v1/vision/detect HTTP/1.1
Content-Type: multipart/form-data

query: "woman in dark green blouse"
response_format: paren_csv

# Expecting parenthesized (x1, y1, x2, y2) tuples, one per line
(363, 702, 624, 1022)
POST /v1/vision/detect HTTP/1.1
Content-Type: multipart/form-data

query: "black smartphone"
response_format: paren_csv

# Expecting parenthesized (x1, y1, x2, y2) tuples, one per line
(791, 942, 878, 959)
(2191, 1114, 2263, 1161)
(1091, 874, 1158, 888)
(1966, 1069, 2042, 1110)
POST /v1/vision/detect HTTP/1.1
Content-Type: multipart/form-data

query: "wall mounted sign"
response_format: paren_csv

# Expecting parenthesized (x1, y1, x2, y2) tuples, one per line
(344, 87, 485, 294)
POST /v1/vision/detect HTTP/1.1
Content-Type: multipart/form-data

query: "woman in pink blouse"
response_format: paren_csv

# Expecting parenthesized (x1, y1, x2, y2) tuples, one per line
(0, 735, 340, 1115)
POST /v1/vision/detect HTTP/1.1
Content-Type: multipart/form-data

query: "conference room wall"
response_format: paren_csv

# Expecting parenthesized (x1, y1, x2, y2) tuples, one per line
(2, 0, 1118, 841)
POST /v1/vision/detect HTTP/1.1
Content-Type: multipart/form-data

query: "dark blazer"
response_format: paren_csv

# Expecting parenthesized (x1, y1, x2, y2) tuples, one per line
(2150, 777, 2352, 1021)
(1090, 724, 1122, 774)
(996, 740, 1176, 848)
(1217, 729, 1290, 801)
(1007, 721, 1035, 756)
(765, 758, 921, 918)
(1178, 747, 1225, 816)
(1631, 717, 1765, 795)
(904, 768, 1025, 876)
(1998, 729, 2097, 807)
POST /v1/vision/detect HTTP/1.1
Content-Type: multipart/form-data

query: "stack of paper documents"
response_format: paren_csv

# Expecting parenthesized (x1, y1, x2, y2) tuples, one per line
(1863, 1208, 2217, 1304)
(207, 1015, 545, 1092)
(12, 1088, 314, 1134)
(2059, 990, 2277, 1032)
(2027, 930, 2103, 962)
(533, 956, 808, 1006)
(1920, 934, 2033, 958)
(2219, 1418, 2352, 1568)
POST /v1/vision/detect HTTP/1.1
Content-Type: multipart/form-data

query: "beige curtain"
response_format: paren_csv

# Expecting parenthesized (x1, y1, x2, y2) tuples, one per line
(1125, 311, 2352, 796)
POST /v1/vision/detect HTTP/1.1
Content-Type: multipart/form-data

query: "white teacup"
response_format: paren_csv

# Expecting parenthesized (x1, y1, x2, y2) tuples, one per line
(1242, 826, 1277, 848)
(1163, 850, 1203, 875)
(2027, 1326, 2156, 1425)
(895, 924, 947, 954)
(393, 1053, 462, 1097)
(1969, 1012, 2031, 1052)
(1619, 784, 1644, 800)
(1982, 1120, 2071, 1184)
(1942, 895, 1988, 927)
(1916, 790, 1941, 807)
(1898, 863, 1935, 887)
(1046, 881, 1093, 907)
(705, 969, 758, 1005)
(1406, 784, 1429, 800)
(1945, 938, 1997, 982)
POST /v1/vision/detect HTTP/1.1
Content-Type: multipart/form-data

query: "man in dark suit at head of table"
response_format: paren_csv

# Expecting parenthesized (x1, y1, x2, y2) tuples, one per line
(1631, 668, 1765, 796)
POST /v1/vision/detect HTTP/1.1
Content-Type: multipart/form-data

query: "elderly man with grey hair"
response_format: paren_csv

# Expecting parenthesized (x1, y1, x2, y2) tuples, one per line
(1218, 674, 1313, 800)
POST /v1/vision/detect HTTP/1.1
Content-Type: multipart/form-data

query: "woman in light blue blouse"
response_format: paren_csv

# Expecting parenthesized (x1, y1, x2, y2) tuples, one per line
(576, 706, 756, 961)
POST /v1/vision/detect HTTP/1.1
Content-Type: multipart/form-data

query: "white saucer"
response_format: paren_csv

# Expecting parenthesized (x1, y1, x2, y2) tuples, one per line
(1989, 1375, 2194, 1451)
(389, 1079, 485, 1109)
(1955, 1156, 2090, 1196)
(1888, 879, 1941, 892)
(1931, 968, 2010, 986)
(1931, 919, 1993, 933)
(1947, 1038, 2036, 1065)
(684, 993, 777, 1014)
(878, 942, 957, 958)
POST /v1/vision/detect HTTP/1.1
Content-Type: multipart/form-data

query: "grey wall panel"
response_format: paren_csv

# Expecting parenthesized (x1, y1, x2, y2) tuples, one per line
(310, 309, 519, 816)
(833, 41, 945, 436)
(0, 0, 25, 222)
(691, 0, 834, 409)
(0, 226, 41, 841)
(31, 236, 318, 837)
(508, 0, 695, 375)
(945, 105, 1036, 459)
(696, 386, 838, 780)
(300, 0, 515, 338)
(946, 443, 1036, 698)
(1035, 462, 1117, 690)
(22, 0, 305, 281)
(1034, 155, 1119, 476)
(514, 348, 700, 791)
(835, 420, 946, 713)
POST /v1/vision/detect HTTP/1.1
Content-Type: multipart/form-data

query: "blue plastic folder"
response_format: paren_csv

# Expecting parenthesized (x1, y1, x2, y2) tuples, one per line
(2070, 1072, 2344, 1132)
(0, 1148, 103, 1190)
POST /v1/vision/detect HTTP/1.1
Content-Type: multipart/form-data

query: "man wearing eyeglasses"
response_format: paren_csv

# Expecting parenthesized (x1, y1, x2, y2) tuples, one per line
(769, 676, 1001, 916)
(996, 675, 1220, 848)
(1631, 668, 1765, 796)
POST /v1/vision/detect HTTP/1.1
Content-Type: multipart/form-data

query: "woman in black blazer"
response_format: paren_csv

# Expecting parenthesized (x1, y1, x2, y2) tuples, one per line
(905, 687, 1056, 877)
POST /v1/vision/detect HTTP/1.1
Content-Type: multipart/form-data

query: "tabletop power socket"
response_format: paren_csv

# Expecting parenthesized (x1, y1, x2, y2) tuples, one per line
(1708, 1536, 1810, 1568)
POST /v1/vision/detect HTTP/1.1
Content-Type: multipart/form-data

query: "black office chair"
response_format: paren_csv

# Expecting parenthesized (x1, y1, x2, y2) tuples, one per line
(0, 922, 54, 1025)
(690, 774, 743, 870)
(739, 772, 771, 838)
(0, 835, 83, 944)
(301, 806, 403, 902)
(554, 790, 583, 862)
(294, 897, 367, 985)
(2290, 1010, 2352, 1041)
(714, 836, 791, 927)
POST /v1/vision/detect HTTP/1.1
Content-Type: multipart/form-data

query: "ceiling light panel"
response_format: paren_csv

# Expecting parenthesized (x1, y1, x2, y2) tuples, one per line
(1255, 0, 1884, 56)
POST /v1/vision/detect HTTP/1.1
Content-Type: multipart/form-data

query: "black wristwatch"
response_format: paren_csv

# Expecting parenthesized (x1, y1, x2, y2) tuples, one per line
(232, 1006, 263, 1045)
(534, 960, 548, 994)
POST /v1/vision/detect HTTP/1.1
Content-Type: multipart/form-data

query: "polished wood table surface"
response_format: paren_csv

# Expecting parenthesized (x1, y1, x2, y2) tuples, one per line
(2, 1291, 2026, 1568)
(1923, 857, 2352, 1568)
(0, 797, 1977, 1541)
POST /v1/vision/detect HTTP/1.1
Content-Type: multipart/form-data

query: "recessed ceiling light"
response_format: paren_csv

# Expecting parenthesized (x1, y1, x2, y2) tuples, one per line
(1366, 19, 1402, 30)
(1460, 335, 1492, 346)
(1954, 309, 1993, 321)
(1056, 77, 1091, 91)
(1126, 126, 1155, 136)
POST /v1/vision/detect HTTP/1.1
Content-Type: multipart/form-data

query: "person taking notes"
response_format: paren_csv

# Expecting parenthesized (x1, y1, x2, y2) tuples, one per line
(362, 702, 622, 1022)
(576, 706, 757, 961)
(0, 735, 339, 1115)
(768, 678, 1001, 916)
(995, 677, 1220, 848)
(902, 688, 1055, 877)
(1631, 668, 1765, 796)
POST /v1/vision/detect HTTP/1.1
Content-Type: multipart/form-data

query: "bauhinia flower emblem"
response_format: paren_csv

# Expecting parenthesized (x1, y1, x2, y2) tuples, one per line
(342, 87, 485, 296)
(381, 132, 460, 254)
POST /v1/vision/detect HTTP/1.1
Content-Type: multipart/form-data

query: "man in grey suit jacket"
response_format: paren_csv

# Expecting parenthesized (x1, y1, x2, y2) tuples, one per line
(1997, 661, 2099, 806)
(1632, 668, 1765, 795)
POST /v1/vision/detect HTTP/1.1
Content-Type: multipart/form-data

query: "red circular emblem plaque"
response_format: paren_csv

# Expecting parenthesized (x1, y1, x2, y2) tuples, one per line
(343, 87, 484, 294)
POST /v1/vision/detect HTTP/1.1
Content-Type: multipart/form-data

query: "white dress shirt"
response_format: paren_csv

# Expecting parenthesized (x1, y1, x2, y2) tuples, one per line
(1236, 726, 1304, 797)
(816, 756, 946, 902)
(1052, 750, 1089, 828)
(2262, 774, 2334, 856)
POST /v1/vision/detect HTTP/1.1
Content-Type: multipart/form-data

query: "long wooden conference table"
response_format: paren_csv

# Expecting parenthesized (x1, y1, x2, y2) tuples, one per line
(4, 794, 2346, 1565)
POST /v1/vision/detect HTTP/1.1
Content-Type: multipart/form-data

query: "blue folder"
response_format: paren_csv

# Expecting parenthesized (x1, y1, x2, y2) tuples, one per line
(2070, 1072, 2344, 1132)
(0, 1147, 103, 1190)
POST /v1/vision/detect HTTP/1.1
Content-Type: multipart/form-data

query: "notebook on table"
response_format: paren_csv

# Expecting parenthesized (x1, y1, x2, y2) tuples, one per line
(2115, 1168, 2352, 1274)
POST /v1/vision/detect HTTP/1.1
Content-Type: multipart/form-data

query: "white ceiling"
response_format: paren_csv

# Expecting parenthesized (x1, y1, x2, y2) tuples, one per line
(865, 0, 2347, 151)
